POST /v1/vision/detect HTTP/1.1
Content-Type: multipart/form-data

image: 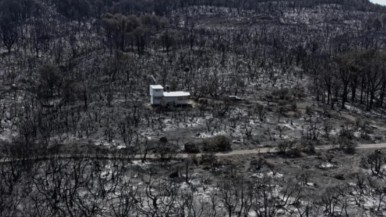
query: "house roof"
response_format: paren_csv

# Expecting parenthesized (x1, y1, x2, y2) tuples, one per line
(163, 91, 190, 97)
(150, 85, 164, 89)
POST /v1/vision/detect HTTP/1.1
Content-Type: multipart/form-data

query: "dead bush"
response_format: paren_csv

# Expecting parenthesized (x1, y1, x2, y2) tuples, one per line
(250, 158, 266, 171)
(200, 153, 218, 166)
(272, 88, 292, 101)
(184, 142, 200, 153)
(292, 84, 306, 99)
(202, 135, 232, 153)
(300, 139, 317, 155)
(338, 128, 356, 154)
(277, 140, 300, 157)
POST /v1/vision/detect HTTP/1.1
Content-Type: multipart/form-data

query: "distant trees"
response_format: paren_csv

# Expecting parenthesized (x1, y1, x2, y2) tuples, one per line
(0, 0, 21, 53)
(0, 22, 18, 54)
(30, 19, 52, 57)
(0, 0, 42, 53)
(160, 31, 177, 54)
(37, 65, 62, 100)
(53, 0, 91, 21)
(101, 13, 166, 54)
(102, 14, 140, 52)
(312, 50, 386, 111)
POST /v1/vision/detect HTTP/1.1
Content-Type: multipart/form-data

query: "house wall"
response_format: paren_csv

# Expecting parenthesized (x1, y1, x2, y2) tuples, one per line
(151, 96, 163, 105)
(151, 96, 189, 105)
(150, 86, 164, 105)
(150, 88, 164, 97)
(163, 96, 189, 105)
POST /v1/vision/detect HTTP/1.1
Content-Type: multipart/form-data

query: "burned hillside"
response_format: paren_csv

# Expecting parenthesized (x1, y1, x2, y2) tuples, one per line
(1, 0, 386, 216)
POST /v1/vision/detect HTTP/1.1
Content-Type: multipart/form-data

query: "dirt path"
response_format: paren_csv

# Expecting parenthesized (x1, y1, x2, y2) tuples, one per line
(219, 143, 386, 157)
(1, 143, 386, 163)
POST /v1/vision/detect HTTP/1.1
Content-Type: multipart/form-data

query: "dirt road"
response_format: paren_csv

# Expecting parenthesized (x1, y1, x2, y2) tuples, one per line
(180, 143, 386, 158)
(212, 143, 386, 158)
(1, 143, 386, 163)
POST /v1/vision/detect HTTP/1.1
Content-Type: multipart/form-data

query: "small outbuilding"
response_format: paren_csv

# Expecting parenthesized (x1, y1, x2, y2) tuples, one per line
(149, 85, 190, 105)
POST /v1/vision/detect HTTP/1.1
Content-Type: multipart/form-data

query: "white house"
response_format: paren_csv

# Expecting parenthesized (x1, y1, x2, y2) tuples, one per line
(149, 85, 190, 105)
